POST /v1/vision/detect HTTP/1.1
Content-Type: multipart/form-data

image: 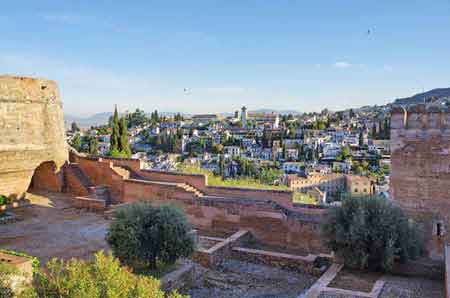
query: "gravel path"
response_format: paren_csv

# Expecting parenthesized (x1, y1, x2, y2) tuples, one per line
(185, 259, 318, 298)
(378, 275, 444, 298)
(0, 192, 109, 263)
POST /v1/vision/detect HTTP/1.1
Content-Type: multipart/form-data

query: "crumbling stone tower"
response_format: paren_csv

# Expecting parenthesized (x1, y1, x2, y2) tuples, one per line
(391, 103, 450, 259)
(0, 76, 67, 198)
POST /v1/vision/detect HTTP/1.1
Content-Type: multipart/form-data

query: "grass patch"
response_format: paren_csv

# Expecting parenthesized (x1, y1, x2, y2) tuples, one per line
(293, 192, 318, 205)
(179, 165, 289, 191)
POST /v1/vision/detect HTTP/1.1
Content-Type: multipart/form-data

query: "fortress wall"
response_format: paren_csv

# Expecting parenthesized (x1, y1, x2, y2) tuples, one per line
(100, 157, 142, 173)
(138, 169, 207, 191)
(122, 178, 328, 254)
(74, 157, 124, 203)
(0, 76, 67, 197)
(391, 105, 450, 259)
(204, 186, 294, 209)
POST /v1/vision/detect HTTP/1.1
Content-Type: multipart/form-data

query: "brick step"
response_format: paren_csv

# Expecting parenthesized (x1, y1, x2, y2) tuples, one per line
(68, 163, 94, 188)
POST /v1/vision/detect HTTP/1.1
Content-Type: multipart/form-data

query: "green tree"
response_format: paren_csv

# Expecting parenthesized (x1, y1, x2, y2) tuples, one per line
(212, 144, 224, 154)
(110, 106, 120, 152)
(359, 131, 364, 147)
(107, 203, 194, 270)
(88, 137, 99, 156)
(219, 154, 225, 179)
(71, 134, 81, 152)
(322, 195, 423, 272)
(71, 121, 80, 133)
(119, 117, 131, 157)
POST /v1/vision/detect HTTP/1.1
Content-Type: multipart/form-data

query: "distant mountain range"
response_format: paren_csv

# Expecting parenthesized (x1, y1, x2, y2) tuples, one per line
(65, 109, 302, 128)
(64, 112, 112, 128)
(393, 88, 450, 105)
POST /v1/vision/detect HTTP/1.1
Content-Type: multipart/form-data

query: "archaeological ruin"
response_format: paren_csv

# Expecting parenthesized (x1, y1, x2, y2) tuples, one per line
(0, 76, 67, 198)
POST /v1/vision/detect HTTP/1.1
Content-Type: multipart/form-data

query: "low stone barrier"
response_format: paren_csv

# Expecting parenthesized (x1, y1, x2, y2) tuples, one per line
(72, 196, 106, 211)
(231, 247, 326, 276)
(160, 260, 195, 292)
(193, 230, 251, 269)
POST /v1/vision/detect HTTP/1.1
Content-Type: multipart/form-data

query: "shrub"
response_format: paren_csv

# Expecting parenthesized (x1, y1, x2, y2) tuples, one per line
(321, 195, 424, 272)
(0, 263, 15, 298)
(107, 203, 194, 271)
(0, 195, 7, 206)
(32, 251, 179, 298)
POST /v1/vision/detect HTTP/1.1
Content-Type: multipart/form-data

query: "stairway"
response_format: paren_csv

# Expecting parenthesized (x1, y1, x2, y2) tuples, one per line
(65, 163, 112, 209)
(178, 183, 205, 198)
(68, 163, 94, 189)
(113, 165, 147, 180)
(91, 186, 111, 205)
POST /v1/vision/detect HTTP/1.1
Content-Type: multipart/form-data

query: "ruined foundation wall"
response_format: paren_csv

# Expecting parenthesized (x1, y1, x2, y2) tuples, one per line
(122, 178, 328, 254)
(390, 104, 450, 259)
(0, 76, 67, 197)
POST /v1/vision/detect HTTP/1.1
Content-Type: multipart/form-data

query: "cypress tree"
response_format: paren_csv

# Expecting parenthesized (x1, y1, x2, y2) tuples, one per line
(110, 106, 120, 152)
(119, 116, 131, 157)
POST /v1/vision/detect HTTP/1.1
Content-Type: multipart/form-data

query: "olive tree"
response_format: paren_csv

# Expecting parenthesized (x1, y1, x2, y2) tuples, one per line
(322, 195, 424, 272)
(106, 203, 194, 270)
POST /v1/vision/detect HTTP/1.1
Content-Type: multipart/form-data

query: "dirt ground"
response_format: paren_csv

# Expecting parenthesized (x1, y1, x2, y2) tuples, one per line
(184, 259, 317, 298)
(0, 191, 109, 264)
(327, 267, 381, 293)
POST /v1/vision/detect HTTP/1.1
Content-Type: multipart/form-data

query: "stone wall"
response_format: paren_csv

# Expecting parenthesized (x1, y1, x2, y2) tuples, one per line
(390, 104, 450, 259)
(446, 245, 450, 298)
(0, 76, 67, 197)
(69, 152, 329, 255)
(70, 154, 124, 203)
(193, 230, 251, 268)
(121, 178, 327, 254)
(231, 247, 320, 275)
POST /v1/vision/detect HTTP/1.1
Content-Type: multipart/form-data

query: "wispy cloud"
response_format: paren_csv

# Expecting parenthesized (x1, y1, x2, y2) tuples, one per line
(334, 61, 352, 69)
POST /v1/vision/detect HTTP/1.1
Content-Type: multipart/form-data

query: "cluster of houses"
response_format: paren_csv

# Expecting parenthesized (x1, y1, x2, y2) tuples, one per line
(68, 105, 391, 203)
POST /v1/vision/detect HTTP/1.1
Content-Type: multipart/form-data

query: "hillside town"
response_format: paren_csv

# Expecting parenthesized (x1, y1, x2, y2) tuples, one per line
(68, 105, 391, 205)
(2, 2, 450, 298)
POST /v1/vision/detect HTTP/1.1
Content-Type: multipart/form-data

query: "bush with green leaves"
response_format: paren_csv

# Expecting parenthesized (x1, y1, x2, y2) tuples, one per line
(0, 195, 7, 206)
(31, 251, 181, 298)
(322, 195, 424, 272)
(107, 203, 195, 270)
(0, 263, 15, 298)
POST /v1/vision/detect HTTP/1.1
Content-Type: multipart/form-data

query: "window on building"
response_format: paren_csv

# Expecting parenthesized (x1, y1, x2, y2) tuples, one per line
(433, 221, 445, 237)
(354, 189, 358, 192)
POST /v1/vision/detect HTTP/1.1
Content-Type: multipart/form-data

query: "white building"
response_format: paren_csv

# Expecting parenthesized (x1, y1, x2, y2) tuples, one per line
(224, 146, 241, 157)
(282, 162, 304, 174)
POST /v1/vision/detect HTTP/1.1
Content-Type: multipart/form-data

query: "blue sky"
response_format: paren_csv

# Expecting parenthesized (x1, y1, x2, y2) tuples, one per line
(1, 1, 450, 116)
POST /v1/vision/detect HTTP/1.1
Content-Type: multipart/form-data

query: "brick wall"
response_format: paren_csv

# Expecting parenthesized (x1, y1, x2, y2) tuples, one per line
(74, 157, 124, 204)
(30, 161, 63, 192)
(70, 153, 328, 255)
(391, 104, 450, 259)
(121, 178, 328, 254)
(137, 169, 207, 191)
